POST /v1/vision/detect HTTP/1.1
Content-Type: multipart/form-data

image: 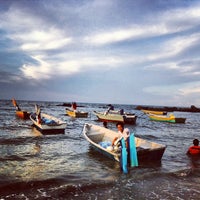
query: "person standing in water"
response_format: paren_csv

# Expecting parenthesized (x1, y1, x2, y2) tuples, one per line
(187, 139, 200, 155)
(71, 102, 77, 111)
(112, 122, 130, 146)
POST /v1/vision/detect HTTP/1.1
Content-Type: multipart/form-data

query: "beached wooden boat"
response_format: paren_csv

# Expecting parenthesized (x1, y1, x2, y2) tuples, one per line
(94, 111, 137, 124)
(142, 109, 167, 115)
(66, 108, 88, 118)
(30, 113, 67, 134)
(83, 123, 166, 163)
(12, 98, 30, 119)
(148, 113, 186, 123)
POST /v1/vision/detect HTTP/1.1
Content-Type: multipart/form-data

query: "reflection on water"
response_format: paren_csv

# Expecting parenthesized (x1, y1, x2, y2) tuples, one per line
(188, 155, 200, 169)
(33, 141, 41, 155)
(31, 127, 43, 137)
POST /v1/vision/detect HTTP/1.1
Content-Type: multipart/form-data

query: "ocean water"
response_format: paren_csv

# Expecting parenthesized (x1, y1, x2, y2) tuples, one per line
(0, 99, 200, 200)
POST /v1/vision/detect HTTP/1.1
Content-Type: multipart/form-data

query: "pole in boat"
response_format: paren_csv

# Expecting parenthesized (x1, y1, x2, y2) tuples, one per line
(120, 138, 128, 174)
(129, 133, 138, 167)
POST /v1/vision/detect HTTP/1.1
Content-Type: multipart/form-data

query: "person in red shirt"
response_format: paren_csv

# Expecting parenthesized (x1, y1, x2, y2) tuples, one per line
(187, 139, 200, 155)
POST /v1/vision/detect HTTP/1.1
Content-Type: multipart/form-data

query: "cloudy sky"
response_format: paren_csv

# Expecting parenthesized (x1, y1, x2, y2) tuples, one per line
(1, 0, 200, 106)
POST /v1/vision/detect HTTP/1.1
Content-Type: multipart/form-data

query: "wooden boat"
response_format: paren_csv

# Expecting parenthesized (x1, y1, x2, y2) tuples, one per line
(12, 98, 30, 119)
(94, 111, 137, 124)
(16, 110, 30, 120)
(30, 112, 67, 134)
(148, 113, 186, 123)
(66, 108, 88, 118)
(141, 109, 167, 115)
(83, 123, 166, 164)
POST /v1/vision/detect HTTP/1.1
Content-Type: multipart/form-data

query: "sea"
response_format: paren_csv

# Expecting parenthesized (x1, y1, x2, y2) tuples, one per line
(0, 99, 200, 200)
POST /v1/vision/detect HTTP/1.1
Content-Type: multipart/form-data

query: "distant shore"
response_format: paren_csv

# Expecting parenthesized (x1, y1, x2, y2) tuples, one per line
(136, 105, 200, 113)
(57, 102, 85, 107)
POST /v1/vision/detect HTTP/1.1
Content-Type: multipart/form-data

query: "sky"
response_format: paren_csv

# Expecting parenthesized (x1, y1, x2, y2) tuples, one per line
(1, 0, 200, 106)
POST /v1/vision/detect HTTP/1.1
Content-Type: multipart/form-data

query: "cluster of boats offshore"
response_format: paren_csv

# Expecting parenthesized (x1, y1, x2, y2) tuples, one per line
(11, 99, 186, 173)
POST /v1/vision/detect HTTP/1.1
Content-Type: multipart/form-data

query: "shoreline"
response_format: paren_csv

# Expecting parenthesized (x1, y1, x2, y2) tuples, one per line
(136, 105, 200, 113)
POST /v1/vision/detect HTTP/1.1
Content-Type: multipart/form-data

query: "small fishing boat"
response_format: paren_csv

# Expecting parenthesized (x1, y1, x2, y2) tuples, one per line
(141, 109, 167, 115)
(148, 113, 186, 123)
(83, 123, 166, 163)
(66, 108, 88, 118)
(12, 98, 30, 120)
(94, 111, 137, 124)
(15, 110, 30, 120)
(30, 108, 67, 134)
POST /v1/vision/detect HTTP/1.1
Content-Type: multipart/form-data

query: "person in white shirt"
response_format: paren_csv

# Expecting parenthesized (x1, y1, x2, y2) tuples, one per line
(112, 122, 130, 146)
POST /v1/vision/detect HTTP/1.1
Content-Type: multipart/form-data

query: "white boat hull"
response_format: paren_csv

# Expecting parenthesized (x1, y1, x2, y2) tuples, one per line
(30, 113, 67, 134)
(94, 111, 137, 124)
(83, 123, 166, 164)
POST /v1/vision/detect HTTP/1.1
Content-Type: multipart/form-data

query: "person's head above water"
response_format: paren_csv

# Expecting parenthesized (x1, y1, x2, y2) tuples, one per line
(193, 139, 199, 146)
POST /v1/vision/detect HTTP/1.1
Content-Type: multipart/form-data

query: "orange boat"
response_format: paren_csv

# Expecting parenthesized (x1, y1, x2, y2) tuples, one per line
(15, 110, 30, 119)
(12, 99, 30, 120)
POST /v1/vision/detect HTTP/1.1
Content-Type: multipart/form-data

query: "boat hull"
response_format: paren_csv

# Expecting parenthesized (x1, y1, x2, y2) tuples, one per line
(16, 110, 30, 120)
(142, 109, 167, 115)
(94, 111, 137, 124)
(175, 118, 186, 123)
(32, 124, 65, 134)
(30, 113, 66, 134)
(66, 109, 88, 118)
(83, 123, 166, 165)
(148, 114, 186, 123)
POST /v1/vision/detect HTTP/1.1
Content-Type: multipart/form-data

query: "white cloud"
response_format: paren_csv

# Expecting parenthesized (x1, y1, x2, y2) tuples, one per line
(20, 55, 51, 80)
(0, 5, 72, 52)
(84, 25, 168, 45)
(179, 82, 200, 95)
(0, 5, 42, 30)
(19, 53, 127, 80)
(84, 5, 200, 46)
(1, 0, 200, 106)
(143, 33, 200, 72)
(19, 28, 200, 80)
(8, 24, 72, 52)
(144, 81, 200, 99)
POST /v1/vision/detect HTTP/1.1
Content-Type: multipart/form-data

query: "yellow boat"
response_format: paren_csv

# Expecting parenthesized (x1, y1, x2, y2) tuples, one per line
(142, 109, 167, 115)
(66, 108, 88, 118)
(148, 113, 186, 123)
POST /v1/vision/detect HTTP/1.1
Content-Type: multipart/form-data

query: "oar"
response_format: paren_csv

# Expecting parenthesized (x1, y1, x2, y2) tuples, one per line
(35, 104, 41, 115)
(12, 98, 17, 107)
(12, 98, 21, 111)
(120, 138, 128, 174)
(129, 133, 138, 167)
